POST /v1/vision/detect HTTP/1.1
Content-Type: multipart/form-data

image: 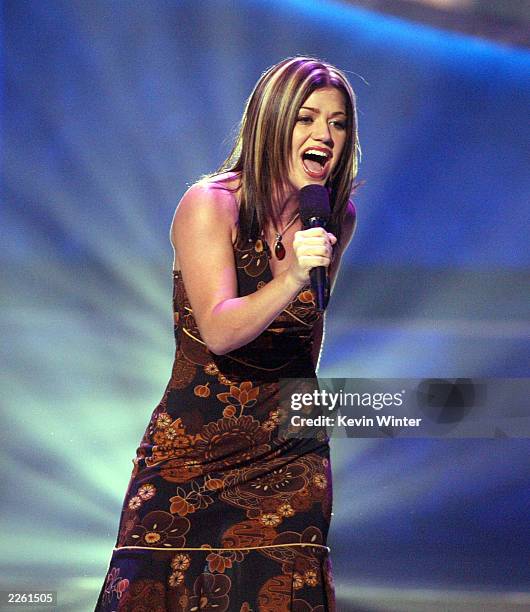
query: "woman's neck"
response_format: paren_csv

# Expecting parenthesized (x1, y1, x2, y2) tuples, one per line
(272, 190, 299, 224)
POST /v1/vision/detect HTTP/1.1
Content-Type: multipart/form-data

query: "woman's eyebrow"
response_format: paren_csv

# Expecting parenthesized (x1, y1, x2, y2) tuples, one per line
(300, 106, 346, 117)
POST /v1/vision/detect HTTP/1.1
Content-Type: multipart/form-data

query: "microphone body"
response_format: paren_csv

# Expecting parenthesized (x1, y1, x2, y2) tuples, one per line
(306, 216, 330, 311)
(299, 185, 332, 312)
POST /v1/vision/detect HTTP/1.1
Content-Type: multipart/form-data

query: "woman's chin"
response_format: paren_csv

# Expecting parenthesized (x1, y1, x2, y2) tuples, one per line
(287, 173, 327, 192)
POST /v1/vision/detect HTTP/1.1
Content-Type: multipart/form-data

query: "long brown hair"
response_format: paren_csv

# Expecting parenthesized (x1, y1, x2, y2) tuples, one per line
(201, 56, 361, 249)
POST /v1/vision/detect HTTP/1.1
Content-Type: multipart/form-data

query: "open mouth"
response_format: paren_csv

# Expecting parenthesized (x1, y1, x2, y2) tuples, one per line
(301, 149, 331, 179)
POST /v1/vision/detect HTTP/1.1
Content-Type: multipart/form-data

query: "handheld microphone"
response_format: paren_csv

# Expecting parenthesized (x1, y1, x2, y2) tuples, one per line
(299, 185, 331, 311)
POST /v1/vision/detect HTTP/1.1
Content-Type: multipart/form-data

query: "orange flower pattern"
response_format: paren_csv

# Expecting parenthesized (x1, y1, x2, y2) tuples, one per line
(95, 236, 334, 611)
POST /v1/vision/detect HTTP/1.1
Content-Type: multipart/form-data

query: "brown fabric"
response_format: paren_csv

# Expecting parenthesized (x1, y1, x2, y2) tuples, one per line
(95, 236, 335, 611)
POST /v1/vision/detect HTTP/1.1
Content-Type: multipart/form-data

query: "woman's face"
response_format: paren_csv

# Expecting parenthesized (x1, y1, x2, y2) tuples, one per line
(287, 86, 347, 192)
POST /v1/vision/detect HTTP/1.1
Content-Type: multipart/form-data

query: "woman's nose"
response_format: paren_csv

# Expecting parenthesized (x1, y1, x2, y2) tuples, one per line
(313, 120, 333, 145)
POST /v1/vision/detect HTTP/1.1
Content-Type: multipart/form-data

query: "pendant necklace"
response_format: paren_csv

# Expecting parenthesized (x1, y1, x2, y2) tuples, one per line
(272, 211, 300, 260)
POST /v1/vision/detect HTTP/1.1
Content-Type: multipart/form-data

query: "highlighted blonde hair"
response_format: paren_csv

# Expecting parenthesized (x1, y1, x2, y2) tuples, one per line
(206, 56, 361, 248)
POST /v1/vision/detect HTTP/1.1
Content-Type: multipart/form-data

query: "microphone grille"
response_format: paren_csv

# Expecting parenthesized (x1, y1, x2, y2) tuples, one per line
(299, 185, 331, 225)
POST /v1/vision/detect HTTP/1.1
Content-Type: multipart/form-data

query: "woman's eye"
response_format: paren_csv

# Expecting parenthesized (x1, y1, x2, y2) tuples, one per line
(297, 116, 312, 123)
(331, 120, 346, 129)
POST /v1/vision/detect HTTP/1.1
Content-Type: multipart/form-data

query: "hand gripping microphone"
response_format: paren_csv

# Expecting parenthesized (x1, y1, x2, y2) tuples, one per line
(299, 184, 331, 312)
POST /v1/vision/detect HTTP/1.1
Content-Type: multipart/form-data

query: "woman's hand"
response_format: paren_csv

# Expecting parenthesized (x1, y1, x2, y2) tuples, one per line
(288, 227, 337, 286)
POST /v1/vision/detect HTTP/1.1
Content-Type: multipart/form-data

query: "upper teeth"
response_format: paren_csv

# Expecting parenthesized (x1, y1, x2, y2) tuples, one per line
(305, 149, 328, 159)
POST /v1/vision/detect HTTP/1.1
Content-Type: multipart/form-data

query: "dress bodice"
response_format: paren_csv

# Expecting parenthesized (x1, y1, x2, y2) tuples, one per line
(172, 236, 323, 383)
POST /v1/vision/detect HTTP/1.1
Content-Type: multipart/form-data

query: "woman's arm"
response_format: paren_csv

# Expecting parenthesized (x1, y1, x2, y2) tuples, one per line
(171, 183, 336, 355)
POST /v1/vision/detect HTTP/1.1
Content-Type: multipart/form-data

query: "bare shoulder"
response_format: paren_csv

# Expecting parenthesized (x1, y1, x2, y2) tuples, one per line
(343, 199, 357, 241)
(336, 199, 357, 253)
(329, 199, 356, 288)
(170, 177, 240, 248)
(202, 170, 242, 194)
(174, 179, 238, 223)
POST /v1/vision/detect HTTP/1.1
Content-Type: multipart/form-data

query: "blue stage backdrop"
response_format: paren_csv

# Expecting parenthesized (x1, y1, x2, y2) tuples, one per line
(2, 0, 529, 610)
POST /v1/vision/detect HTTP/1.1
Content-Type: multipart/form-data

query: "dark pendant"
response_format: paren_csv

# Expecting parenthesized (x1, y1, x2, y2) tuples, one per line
(274, 238, 286, 260)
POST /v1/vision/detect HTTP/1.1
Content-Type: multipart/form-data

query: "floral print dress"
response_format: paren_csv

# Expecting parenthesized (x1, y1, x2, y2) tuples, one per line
(95, 236, 336, 612)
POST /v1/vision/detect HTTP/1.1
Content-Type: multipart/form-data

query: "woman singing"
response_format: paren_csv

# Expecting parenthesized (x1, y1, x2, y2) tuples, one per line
(96, 55, 360, 612)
